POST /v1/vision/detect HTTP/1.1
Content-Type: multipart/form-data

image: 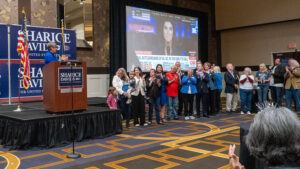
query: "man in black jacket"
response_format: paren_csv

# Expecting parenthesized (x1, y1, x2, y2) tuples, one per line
(270, 58, 285, 106)
(224, 63, 239, 113)
(195, 63, 209, 118)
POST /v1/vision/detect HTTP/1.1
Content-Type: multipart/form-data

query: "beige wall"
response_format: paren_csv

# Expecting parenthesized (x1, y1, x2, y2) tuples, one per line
(31, 0, 57, 27)
(215, 0, 300, 30)
(0, 0, 18, 24)
(221, 20, 300, 66)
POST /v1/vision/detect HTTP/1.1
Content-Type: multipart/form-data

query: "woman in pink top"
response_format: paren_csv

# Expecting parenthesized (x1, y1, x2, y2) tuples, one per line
(107, 87, 118, 109)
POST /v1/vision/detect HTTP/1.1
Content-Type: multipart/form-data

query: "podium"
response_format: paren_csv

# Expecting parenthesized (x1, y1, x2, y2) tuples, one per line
(43, 61, 87, 113)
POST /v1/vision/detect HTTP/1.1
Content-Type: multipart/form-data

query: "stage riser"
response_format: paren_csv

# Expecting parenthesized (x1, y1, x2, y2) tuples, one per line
(0, 108, 122, 150)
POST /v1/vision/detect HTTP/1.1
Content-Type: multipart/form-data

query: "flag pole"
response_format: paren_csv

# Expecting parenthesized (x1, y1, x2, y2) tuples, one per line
(14, 8, 27, 112)
(14, 58, 22, 112)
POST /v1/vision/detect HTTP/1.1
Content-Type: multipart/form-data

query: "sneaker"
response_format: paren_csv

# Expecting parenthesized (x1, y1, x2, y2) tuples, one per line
(189, 116, 195, 120)
(174, 117, 179, 120)
(126, 99, 132, 104)
(185, 116, 190, 120)
(148, 121, 152, 125)
(247, 111, 251, 115)
(240, 112, 245, 115)
(135, 124, 140, 127)
(143, 123, 148, 126)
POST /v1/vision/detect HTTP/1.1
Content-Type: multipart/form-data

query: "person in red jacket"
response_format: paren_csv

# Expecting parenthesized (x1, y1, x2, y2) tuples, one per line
(166, 65, 181, 120)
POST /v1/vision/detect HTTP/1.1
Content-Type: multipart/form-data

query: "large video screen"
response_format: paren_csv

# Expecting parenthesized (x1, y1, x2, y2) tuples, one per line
(126, 6, 199, 72)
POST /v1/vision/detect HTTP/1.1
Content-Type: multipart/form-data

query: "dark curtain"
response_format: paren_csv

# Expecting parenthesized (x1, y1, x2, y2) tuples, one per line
(109, 0, 127, 84)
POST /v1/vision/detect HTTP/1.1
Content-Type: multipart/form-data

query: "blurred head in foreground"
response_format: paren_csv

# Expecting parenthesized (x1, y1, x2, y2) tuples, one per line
(246, 107, 300, 166)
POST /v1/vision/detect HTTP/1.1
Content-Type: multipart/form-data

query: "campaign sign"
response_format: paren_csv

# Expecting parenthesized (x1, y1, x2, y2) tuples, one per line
(10, 25, 77, 60)
(0, 63, 9, 99)
(58, 67, 83, 93)
(10, 63, 44, 98)
(0, 24, 8, 59)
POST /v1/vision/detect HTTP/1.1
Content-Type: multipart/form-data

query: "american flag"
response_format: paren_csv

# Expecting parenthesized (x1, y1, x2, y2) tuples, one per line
(17, 9, 30, 90)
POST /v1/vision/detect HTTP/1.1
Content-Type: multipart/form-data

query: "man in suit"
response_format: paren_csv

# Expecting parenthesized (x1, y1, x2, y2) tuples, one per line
(270, 58, 285, 106)
(224, 63, 239, 113)
(195, 63, 209, 118)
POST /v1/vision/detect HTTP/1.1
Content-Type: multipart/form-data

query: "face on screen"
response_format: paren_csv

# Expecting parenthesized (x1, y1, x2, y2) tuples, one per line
(126, 6, 199, 72)
(163, 21, 173, 43)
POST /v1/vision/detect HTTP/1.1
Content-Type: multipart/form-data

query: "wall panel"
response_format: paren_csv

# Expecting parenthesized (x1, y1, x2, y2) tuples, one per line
(215, 0, 300, 30)
(221, 20, 300, 66)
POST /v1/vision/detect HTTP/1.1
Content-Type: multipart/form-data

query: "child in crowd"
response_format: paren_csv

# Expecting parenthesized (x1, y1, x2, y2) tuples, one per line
(127, 71, 136, 104)
(107, 86, 118, 109)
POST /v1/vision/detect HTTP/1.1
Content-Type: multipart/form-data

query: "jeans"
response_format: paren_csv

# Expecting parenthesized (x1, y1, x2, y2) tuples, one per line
(118, 95, 131, 127)
(257, 85, 269, 106)
(270, 86, 284, 106)
(167, 96, 178, 119)
(148, 97, 161, 123)
(240, 89, 253, 113)
(183, 93, 194, 116)
(285, 86, 300, 112)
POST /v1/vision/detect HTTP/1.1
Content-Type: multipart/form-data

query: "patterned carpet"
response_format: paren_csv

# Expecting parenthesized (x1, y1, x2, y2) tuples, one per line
(0, 112, 254, 169)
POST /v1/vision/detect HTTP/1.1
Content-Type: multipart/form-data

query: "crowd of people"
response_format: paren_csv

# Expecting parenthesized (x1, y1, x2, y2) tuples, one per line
(107, 58, 300, 128)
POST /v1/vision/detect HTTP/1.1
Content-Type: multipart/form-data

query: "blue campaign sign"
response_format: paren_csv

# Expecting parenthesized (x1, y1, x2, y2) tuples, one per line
(0, 24, 8, 59)
(58, 67, 83, 93)
(0, 63, 9, 99)
(10, 63, 44, 98)
(10, 25, 77, 60)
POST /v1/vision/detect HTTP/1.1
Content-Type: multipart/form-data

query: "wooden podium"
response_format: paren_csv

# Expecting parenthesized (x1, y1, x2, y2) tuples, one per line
(43, 61, 87, 113)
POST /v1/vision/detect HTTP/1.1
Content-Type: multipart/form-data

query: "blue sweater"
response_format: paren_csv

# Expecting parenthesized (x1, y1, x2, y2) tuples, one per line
(215, 73, 223, 90)
(180, 75, 197, 94)
(44, 51, 58, 65)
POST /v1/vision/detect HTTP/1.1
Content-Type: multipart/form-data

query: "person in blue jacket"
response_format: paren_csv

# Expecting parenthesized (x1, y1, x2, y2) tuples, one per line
(44, 42, 68, 65)
(214, 66, 223, 113)
(181, 69, 197, 120)
(44, 42, 58, 65)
